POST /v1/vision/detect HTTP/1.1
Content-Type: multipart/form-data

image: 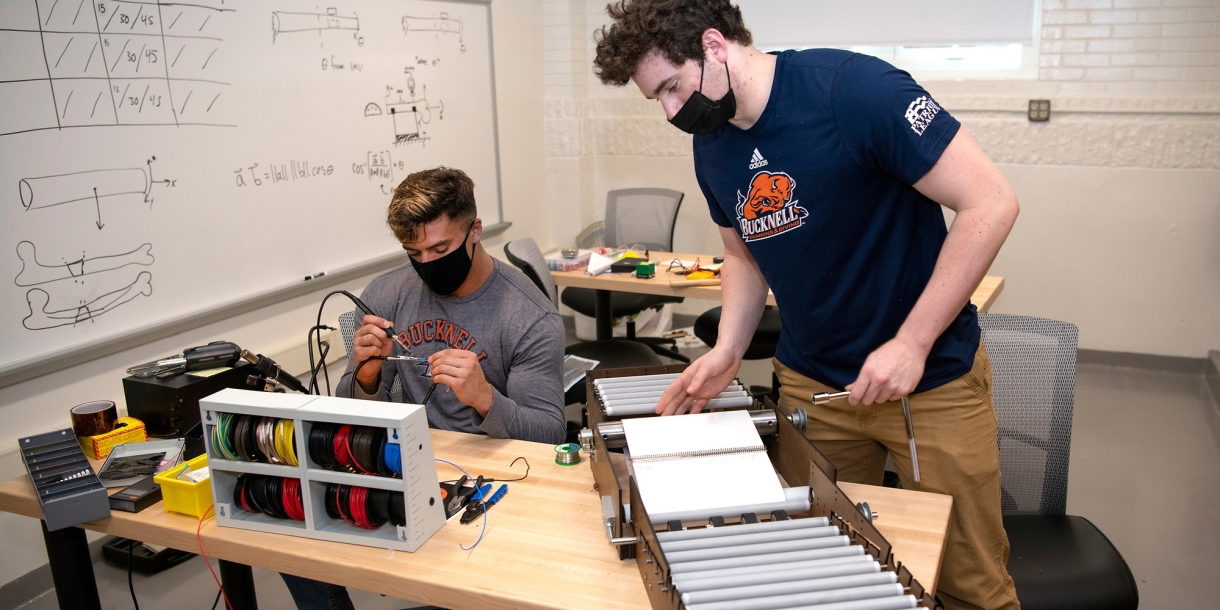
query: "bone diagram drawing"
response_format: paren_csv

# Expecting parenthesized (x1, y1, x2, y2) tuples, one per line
(23, 271, 153, 330)
(14, 241, 155, 287)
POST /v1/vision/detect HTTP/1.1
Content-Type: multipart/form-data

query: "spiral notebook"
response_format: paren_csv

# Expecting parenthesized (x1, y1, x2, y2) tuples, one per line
(621, 410, 785, 519)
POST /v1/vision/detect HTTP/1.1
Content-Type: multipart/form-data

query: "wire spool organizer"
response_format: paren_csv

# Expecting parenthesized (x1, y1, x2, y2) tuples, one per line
(199, 389, 446, 552)
(579, 365, 937, 610)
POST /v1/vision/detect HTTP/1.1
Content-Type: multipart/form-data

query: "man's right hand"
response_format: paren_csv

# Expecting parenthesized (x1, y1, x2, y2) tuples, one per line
(353, 314, 394, 393)
(655, 347, 742, 416)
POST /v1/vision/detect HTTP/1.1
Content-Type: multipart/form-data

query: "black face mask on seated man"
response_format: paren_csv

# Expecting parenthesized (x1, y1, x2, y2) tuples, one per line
(669, 60, 736, 135)
(409, 224, 475, 296)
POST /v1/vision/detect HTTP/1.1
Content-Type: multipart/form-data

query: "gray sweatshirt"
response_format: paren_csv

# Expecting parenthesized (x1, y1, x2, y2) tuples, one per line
(336, 258, 566, 444)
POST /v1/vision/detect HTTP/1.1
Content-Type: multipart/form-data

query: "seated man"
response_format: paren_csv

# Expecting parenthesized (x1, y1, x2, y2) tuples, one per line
(282, 166, 565, 610)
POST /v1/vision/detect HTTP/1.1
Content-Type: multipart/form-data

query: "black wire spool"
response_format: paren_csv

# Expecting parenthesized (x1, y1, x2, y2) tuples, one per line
(373, 431, 392, 477)
(262, 476, 289, 520)
(388, 492, 406, 527)
(246, 474, 270, 514)
(309, 422, 338, 470)
(324, 483, 342, 520)
(366, 488, 390, 528)
(350, 426, 378, 474)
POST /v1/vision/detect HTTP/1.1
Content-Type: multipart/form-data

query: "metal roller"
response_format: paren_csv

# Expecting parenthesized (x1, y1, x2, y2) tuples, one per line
(683, 574, 900, 606)
(593, 373, 682, 387)
(672, 558, 880, 592)
(672, 554, 873, 584)
(665, 535, 849, 564)
(649, 486, 812, 526)
(659, 525, 840, 553)
(668, 545, 866, 575)
(684, 583, 907, 610)
(657, 516, 830, 542)
(587, 409, 807, 450)
(602, 389, 747, 405)
(598, 383, 743, 401)
(608, 396, 755, 416)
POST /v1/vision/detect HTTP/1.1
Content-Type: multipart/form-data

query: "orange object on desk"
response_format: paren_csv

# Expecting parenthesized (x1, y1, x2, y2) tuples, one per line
(77, 416, 147, 459)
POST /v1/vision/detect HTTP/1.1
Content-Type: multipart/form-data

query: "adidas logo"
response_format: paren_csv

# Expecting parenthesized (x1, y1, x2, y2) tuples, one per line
(748, 148, 768, 170)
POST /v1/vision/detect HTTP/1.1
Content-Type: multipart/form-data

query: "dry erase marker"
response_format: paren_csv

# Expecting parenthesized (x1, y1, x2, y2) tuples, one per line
(304, 271, 326, 281)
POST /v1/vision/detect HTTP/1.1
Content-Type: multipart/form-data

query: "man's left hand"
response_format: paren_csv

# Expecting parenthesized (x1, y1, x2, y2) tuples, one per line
(846, 337, 928, 406)
(428, 349, 494, 416)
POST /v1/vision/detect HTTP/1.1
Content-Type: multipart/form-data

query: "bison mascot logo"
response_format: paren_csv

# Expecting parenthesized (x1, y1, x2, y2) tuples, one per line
(735, 171, 808, 242)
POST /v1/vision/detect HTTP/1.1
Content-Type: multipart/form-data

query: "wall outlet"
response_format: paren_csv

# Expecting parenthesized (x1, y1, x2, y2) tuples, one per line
(1028, 100, 1051, 122)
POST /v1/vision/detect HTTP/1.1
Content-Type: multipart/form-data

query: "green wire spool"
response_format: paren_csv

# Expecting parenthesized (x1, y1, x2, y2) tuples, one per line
(554, 443, 582, 466)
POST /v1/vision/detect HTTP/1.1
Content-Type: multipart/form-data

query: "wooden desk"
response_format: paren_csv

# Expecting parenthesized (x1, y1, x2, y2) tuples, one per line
(552, 252, 1005, 340)
(0, 430, 951, 608)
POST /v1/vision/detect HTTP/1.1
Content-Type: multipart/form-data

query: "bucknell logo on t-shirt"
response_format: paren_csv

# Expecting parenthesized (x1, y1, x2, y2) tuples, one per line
(735, 171, 809, 242)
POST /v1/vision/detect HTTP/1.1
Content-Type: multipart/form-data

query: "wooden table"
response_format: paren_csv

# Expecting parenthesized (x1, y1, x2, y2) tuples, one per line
(0, 430, 952, 609)
(552, 251, 1005, 340)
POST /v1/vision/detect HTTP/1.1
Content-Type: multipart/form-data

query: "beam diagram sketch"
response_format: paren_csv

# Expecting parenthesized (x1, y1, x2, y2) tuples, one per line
(364, 69, 443, 146)
(402, 12, 464, 53)
(0, 0, 235, 138)
(23, 271, 153, 330)
(15, 241, 155, 287)
(272, 7, 364, 47)
(18, 158, 176, 229)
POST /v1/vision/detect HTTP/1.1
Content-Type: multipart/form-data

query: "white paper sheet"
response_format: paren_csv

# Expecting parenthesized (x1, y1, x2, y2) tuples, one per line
(622, 411, 785, 519)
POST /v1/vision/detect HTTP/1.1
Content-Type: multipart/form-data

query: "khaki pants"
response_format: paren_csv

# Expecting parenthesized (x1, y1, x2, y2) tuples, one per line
(774, 345, 1020, 610)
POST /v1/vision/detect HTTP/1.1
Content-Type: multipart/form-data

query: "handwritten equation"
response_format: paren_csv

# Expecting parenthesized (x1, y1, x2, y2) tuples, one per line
(235, 161, 336, 187)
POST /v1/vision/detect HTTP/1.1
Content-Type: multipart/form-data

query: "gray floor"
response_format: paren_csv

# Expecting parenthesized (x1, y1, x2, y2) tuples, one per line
(11, 322, 1220, 609)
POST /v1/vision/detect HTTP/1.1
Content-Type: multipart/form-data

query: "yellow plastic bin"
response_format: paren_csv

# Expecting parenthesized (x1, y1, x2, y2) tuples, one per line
(154, 454, 213, 518)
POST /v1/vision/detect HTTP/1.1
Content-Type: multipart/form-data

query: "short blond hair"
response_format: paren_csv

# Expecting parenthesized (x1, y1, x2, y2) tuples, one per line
(387, 167, 477, 244)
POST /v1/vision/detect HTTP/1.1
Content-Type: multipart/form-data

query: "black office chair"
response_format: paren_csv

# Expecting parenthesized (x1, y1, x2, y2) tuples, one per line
(503, 237, 662, 408)
(560, 188, 688, 362)
(979, 313, 1138, 610)
(693, 305, 782, 400)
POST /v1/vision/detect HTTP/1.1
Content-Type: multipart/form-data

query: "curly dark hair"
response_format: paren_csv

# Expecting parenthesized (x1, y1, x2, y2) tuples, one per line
(593, 0, 752, 86)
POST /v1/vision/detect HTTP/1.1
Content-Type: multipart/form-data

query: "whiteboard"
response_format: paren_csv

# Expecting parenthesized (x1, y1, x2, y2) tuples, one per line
(0, 0, 503, 375)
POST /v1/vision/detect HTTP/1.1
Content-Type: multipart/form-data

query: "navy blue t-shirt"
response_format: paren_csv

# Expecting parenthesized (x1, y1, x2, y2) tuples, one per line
(693, 49, 979, 393)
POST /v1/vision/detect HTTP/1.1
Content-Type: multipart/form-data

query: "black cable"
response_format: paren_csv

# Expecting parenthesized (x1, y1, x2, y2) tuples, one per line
(128, 540, 140, 610)
(211, 588, 222, 610)
(496, 456, 531, 482)
(310, 290, 385, 397)
(307, 324, 335, 395)
(351, 355, 388, 400)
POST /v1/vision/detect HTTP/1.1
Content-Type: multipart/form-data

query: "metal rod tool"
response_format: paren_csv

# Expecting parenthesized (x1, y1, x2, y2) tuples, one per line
(811, 391, 851, 405)
(901, 397, 921, 483)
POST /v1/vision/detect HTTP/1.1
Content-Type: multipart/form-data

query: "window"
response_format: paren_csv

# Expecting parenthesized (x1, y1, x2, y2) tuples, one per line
(735, 0, 1040, 80)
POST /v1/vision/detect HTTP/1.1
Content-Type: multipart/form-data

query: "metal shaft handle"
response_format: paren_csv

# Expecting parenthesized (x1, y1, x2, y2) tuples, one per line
(901, 397, 921, 483)
(811, 391, 851, 405)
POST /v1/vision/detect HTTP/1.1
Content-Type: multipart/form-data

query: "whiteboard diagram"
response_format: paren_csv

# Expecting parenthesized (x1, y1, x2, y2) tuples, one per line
(15, 241, 155, 287)
(18, 159, 176, 229)
(23, 271, 154, 330)
(0, 0, 235, 137)
(272, 7, 364, 46)
(364, 69, 443, 146)
(402, 12, 465, 53)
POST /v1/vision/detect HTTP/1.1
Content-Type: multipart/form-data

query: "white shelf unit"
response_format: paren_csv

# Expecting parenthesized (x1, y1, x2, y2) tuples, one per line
(199, 389, 446, 552)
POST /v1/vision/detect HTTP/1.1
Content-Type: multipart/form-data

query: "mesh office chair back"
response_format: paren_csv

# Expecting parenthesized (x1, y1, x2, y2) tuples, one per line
(502, 237, 559, 306)
(337, 311, 405, 403)
(978, 313, 1078, 516)
(604, 188, 684, 252)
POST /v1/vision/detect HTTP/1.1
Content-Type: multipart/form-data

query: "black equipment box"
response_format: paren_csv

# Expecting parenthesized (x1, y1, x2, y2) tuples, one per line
(123, 362, 257, 437)
(102, 537, 195, 574)
(109, 476, 162, 513)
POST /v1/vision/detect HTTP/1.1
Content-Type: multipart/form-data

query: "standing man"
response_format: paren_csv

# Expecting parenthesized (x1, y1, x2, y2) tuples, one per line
(593, 2, 1020, 609)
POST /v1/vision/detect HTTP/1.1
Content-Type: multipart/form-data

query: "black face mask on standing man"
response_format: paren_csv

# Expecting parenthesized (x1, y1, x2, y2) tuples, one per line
(669, 59, 736, 135)
(410, 223, 476, 296)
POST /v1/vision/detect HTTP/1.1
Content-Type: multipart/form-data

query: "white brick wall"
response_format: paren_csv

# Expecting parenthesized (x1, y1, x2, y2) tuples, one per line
(1041, 0, 1220, 94)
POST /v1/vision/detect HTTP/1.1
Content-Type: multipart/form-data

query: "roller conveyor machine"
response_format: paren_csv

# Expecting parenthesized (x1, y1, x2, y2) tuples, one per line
(578, 365, 938, 610)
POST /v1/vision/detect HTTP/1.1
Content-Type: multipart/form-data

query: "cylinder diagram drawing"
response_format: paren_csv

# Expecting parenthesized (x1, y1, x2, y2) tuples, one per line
(364, 69, 443, 146)
(19, 159, 175, 229)
(273, 7, 363, 46)
(402, 12, 464, 53)
(20, 168, 150, 211)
